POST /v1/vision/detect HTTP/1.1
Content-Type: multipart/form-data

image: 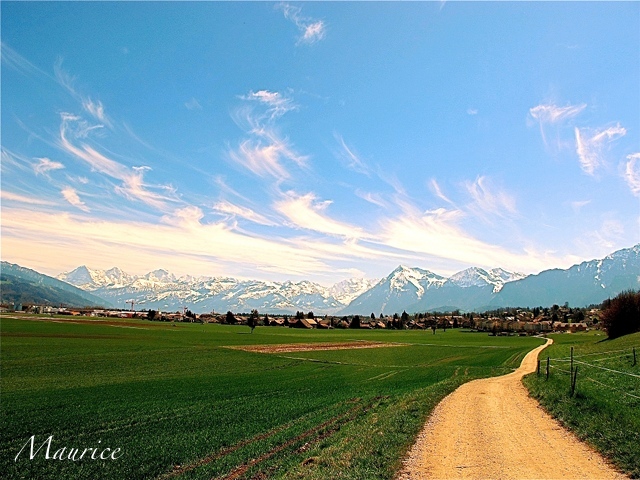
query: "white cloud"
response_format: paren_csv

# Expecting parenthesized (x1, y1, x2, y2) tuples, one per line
(335, 134, 371, 175)
(229, 138, 305, 181)
(241, 90, 297, 119)
(464, 176, 517, 220)
(275, 191, 366, 239)
(212, 200, 276, 226)
(529, 102, 586, 147)
(83, 98, 108, 124)
(529, 103, 586, 124)
(625, 153, 640, 197)
(575, 124, 626, 175)
(1, 191, 56, 206)
(185, 97, 202, 110)
(278, 3, 326, 45)
(570, 200, 591, 213)
(34, 157, 65, 175)
(229, 92, 308, 181)
(1, 206, 337, 279)
(61, 187, 90, 212)
(467, 108, 478, 115)
(355, 190, 387, 208)
(428, 178, 454, 205)
(59, 113, 176, 210)
(377, 204, 568, 274)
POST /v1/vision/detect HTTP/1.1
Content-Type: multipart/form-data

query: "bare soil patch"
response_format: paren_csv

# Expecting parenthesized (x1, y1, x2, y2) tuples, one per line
(397, 338, 628, 479)
(227, 341, 404, 354)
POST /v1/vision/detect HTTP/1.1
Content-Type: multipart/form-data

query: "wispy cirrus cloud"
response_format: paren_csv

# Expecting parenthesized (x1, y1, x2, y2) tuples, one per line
(1, 191, 56, 206)
(275, 191, 365, 239)
(229, 90, 308, 181)
(1, 206, 335, 279)
(278, 3, 326, 45)
(428, 178, 454, 205)
(570, 200, 591, 213)
(212, 200, 276, 226)
(529, 103, 586, 124)
(334, 133, 371, 176)
(464, 176, 517, 221)
(529, 102, 586, 147)
(184, 97, 202, 110)
(241, 90, 297, 120)
(1, 42, 51, 79)
(61, 186, 90, 212)
(34, 157, 65, 175)
(378, 203, 570, 274)
(574, 124, 626, 175)
(625, 153, 640, 197)
(54, 58, 112, 126)
(58, 113, 177, 210)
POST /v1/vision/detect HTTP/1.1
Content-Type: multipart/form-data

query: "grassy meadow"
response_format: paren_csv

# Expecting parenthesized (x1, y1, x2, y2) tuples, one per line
(0, 314, 544, 479)
(523, 331, 640, 478)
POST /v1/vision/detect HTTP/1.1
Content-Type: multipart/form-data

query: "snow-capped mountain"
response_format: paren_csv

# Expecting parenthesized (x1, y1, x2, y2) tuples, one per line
(492, 244, 640, 308)
(446, 267, 526, 293)
(340, 266, 447, 315)
(56, 244, 640, 315)
(57, 267, 371, 314)
(329, 278, 381, 305)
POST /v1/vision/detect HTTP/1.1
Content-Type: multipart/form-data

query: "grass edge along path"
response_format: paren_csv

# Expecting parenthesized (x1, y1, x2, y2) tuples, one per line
(523, 331, 640, 479)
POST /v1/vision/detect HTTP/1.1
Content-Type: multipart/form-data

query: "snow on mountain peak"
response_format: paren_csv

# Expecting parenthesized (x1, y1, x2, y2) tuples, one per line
(447, 267, 525, 292)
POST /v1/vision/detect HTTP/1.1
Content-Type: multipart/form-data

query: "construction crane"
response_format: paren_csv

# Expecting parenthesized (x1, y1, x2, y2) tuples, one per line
(127, 300, 135, 311)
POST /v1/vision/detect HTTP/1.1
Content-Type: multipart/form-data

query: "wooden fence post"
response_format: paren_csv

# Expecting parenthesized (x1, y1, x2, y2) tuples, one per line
(546, 356, 550, 380)
(537, 359, 540, 376)
(633, 347, 637, 367)
(571, 366, 578, 397)
(570, 346, 574, 376)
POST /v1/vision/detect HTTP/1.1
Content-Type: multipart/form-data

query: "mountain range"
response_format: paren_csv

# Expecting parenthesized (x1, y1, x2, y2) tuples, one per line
(51, 244, 640, 314)
(1, 262, 112, 308)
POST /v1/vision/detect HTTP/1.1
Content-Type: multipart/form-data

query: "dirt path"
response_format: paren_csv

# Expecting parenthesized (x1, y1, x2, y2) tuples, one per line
(398, 338, 628, 479)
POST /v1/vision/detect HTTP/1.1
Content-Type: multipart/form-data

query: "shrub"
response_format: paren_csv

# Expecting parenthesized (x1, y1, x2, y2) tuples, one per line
(600, 290, 640, 339)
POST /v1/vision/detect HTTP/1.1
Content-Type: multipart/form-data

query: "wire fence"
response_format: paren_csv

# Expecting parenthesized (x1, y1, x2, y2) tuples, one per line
(542, 347, 639, 400)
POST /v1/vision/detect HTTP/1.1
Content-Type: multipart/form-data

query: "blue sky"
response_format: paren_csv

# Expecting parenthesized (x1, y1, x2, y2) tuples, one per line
(2, 1, 639, 284)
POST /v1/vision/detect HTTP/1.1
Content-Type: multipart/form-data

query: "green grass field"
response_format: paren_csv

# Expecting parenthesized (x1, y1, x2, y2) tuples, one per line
(523, 331, 640, 478)
(1, 314, 544, 479)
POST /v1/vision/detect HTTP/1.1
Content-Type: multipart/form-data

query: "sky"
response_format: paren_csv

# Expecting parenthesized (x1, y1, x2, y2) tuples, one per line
(1, 1, 639, 285)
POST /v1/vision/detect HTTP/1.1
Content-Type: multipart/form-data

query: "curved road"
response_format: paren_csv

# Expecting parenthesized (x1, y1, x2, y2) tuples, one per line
(398, 338, 628, 479)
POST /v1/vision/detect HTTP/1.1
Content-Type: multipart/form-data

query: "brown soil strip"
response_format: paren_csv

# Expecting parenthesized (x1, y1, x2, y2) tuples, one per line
(226, 341, 404, 354)
(397, 338, 629, 480)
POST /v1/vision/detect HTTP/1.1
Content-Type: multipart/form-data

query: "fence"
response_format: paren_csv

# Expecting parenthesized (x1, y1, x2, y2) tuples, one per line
(539, 346, 639, 399)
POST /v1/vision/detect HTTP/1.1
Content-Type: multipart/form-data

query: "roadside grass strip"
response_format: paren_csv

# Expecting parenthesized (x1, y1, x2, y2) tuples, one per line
(523, 331, 640, 478)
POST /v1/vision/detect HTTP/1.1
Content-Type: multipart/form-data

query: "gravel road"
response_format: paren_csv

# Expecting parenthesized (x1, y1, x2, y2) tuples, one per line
(397, 338, 628, 479)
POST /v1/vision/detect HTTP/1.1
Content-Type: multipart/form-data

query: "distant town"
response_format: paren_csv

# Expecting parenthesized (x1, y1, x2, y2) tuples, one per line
(3, 303, 598, 336)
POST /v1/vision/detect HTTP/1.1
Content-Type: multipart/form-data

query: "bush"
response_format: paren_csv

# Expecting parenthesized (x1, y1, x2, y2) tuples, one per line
(600, 290, 640, 339)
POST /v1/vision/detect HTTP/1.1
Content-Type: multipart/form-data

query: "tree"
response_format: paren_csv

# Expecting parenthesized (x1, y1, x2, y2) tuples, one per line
(226, 311, 236, 324)
(400, 310, 409, 329)
(371, 313, 376, 321)
(307, 311, 314, 319)
(263, 314, 270, 326)
(349, 315, 361, 329)
(147, 309, 157, 320)
(600, 290, 640, 339)
(248, 309, 259, 333)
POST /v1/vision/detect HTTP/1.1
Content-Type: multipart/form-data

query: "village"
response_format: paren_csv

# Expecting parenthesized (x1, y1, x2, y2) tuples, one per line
(2, 302, 599, 335)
